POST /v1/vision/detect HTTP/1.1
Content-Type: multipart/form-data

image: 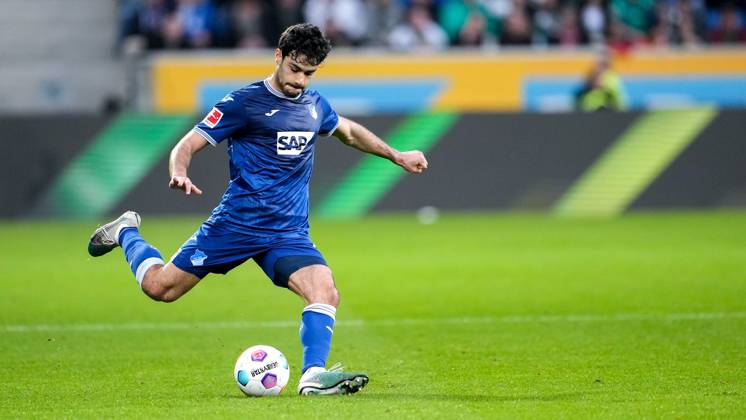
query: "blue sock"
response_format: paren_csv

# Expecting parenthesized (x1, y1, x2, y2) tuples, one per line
(118, 227, 164, 288)
(300, 303, 336, 373)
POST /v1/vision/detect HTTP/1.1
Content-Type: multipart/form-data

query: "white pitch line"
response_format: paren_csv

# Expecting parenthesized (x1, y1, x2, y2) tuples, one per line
(3, 311, 746, 333)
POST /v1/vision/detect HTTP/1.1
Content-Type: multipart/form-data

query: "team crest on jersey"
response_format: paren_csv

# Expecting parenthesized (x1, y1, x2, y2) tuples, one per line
(202, 107, 223, 128)
(307, 104, 318, 120)
(277, 131, 314, 156)
(190, 249, 207, 266)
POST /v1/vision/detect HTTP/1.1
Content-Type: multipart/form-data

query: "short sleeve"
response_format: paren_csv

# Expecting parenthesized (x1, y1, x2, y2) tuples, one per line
(193, 94, 247, 146)
(317, 94, 339, 137)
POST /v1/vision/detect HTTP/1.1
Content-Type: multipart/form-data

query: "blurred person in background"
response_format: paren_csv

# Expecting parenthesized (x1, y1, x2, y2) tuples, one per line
(120, 0, 173, 51)
(163, 0, 217, 48)
(230, 0, 271, 48)
(366, 0, 405, 46)
(581, 0, 607, 44)
(458, 10, 490, 45)
(708, 2, 746, 43)
(400, 0, 445, 18)
(266, 0, 305, 45)
(530, 0, 562, 46)
(438, 0, 499, 46)
(180, 0, 218, 48)
(650, 0, 704, 47)
(575, 52, 627, 111)
(388, 5, 449, 50)
(609, 0, 657, 45)
(481, 0, 513, 22)
(162, 10, 190, 48)
(501, 1, 533, 45)
(304, 0, 369, 46)
(557, 3, 585, 46)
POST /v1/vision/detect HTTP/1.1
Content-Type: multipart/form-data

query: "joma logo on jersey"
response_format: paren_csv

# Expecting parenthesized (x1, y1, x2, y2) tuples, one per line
(276, 131, 313, 156)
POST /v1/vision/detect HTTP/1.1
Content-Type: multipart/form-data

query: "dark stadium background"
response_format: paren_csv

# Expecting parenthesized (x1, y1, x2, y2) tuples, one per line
(1, 1, 745, 418)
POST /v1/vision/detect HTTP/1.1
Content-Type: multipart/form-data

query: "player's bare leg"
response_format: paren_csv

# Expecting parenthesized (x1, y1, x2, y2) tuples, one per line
(140, 263, 200, 302)
(288, 265, 368, 395)
(288, 265, 339, 306)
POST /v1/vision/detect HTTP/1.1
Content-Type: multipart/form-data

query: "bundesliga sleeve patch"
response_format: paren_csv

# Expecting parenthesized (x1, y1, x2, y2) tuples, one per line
(202, 107, 224, 128)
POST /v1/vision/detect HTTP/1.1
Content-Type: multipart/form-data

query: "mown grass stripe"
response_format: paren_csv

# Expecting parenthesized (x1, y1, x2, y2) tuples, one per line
(555, 108, 718, 217)
(4, 311, 745, 333)
(316, 112, 458, 218)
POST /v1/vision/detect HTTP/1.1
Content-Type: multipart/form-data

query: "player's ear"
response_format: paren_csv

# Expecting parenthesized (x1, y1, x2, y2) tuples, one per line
(274, 49, 282, 66)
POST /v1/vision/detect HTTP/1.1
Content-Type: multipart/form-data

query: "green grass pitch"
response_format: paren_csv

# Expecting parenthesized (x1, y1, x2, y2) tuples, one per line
(1, 212, 745, 418)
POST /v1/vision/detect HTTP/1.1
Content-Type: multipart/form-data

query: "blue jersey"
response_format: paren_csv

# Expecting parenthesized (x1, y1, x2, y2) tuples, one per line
(193, 78, 339, 235)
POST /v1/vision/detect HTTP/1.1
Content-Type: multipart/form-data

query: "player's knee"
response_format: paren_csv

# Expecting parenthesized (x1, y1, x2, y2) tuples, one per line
(291, 264, 339, 306)
(318, 269, 339, 307)
(330, 285, 340, 307)
(141, 280, 162, 301)
(158, 290, 181, 303)
(141, 278, 178, 303)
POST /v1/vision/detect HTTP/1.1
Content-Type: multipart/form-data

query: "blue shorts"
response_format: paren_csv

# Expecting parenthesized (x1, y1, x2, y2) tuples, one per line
(170, 221, 327, 288)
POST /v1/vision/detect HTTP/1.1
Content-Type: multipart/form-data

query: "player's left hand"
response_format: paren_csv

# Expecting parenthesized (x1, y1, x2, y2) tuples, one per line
(396, 151, 428, 174)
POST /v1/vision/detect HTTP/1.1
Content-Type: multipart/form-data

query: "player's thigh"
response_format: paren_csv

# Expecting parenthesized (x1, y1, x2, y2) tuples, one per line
(287, 264, 338, 306)
(144, 262, 201, 295)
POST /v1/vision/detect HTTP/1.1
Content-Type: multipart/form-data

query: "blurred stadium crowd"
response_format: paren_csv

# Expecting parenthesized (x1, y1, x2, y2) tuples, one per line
(119, 0, 746, 52)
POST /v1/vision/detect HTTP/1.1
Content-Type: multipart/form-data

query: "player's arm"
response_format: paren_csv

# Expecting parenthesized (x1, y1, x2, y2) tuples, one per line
(332, 116, 428, 174)
(168, 130, 210, 195)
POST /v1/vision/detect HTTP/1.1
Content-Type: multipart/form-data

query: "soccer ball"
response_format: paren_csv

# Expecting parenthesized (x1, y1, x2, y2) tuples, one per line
(234, 345, 290, 397)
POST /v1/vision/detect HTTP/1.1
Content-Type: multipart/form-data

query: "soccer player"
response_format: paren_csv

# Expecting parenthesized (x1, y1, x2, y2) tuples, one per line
(87, 23, 428, 395)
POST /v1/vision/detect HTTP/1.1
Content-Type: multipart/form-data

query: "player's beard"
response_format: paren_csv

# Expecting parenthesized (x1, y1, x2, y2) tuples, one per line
(283, 82, 303, 97)
(276, 72, 303, 97)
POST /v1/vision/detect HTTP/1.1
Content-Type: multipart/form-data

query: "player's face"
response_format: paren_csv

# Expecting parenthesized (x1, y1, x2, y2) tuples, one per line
(274, 50, 319, 97)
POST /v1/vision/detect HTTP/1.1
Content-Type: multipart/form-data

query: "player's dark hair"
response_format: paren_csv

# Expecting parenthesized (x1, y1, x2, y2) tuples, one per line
(278, 23, 332, 66)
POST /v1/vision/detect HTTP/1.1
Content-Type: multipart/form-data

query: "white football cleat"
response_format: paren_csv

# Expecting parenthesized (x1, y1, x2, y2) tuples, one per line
(87, 211, 141, 257)
(298, 363, 369, 395)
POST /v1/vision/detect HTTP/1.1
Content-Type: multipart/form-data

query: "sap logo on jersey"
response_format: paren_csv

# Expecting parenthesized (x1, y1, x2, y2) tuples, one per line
(276, 131, 314, 156)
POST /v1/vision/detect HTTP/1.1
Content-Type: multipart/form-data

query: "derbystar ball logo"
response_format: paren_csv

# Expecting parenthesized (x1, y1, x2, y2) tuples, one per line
(202, 107, 223, 128)
(276, 131, 314, 156)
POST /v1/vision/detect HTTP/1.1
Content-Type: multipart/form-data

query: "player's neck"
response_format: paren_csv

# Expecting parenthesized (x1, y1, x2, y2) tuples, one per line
(268, 74, 283, 94)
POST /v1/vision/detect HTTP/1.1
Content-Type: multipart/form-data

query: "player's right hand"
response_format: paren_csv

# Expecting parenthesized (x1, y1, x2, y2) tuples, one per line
(169, 176, 203, 195)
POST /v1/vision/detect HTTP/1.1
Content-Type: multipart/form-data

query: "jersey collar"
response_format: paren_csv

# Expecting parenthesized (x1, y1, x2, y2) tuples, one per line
(263, 77, 302, 101)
